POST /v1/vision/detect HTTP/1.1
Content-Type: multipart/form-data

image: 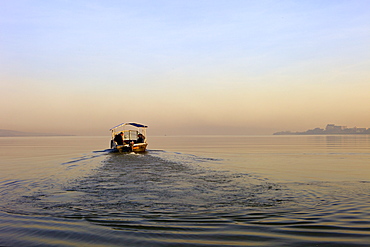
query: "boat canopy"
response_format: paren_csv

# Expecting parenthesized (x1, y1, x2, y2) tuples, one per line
(110, 122, 148, 131)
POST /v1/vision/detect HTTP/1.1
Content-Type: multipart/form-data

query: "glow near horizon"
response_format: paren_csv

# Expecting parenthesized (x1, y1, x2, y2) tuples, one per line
(1, 0, 370, 135)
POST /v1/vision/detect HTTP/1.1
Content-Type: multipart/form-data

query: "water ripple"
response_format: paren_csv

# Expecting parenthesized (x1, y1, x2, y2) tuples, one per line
(1, 152, 370, 246)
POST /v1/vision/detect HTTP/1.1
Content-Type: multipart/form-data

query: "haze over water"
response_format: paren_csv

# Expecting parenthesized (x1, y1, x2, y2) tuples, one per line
(1, 135, 369, 246)
(1, 1, 370, 136)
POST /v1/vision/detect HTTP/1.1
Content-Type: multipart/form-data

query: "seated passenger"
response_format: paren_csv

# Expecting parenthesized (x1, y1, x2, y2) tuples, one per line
(114, 132, 124, 145)
(137, 133, 145, 143)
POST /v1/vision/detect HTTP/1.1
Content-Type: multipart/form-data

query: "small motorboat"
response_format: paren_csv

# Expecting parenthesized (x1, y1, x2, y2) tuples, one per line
(110, 122, 148, 153)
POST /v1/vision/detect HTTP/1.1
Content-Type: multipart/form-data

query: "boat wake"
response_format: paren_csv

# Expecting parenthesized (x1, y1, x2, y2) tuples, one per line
(4, 151, 291, 216)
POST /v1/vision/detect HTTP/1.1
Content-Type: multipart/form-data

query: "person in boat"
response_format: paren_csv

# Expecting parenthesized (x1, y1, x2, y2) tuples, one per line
(137, 133, 145, 143)
(114, 132, 124, 145)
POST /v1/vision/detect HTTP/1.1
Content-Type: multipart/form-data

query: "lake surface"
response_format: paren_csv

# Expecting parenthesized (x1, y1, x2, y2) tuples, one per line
(0, 135, 369, 246)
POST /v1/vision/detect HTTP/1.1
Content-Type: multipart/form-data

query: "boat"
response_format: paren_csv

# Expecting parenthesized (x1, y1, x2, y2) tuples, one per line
(109, 122, 148, 153)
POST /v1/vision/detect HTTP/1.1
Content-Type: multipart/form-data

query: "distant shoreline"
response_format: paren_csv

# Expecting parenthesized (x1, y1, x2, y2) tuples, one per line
(0, 129, 73, 137)
(274, 124, 370, 135)
(273, 132, 370, 135)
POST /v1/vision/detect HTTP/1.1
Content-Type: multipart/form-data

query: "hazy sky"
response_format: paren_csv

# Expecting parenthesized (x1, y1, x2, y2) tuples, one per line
(1, 0, 370, 135)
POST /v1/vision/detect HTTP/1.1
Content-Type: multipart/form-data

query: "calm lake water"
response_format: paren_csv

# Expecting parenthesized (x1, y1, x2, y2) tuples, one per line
(0, 135, 369, 246)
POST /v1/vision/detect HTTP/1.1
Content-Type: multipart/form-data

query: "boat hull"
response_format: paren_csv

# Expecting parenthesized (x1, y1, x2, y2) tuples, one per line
(114, 143, 148, 153)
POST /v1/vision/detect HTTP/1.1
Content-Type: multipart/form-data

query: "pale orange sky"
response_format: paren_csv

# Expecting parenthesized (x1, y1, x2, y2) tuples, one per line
(1, 1, 370, 135)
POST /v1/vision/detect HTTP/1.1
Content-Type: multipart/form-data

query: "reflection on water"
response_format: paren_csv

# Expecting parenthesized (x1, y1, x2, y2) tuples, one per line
(0, 136, 370, 246)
